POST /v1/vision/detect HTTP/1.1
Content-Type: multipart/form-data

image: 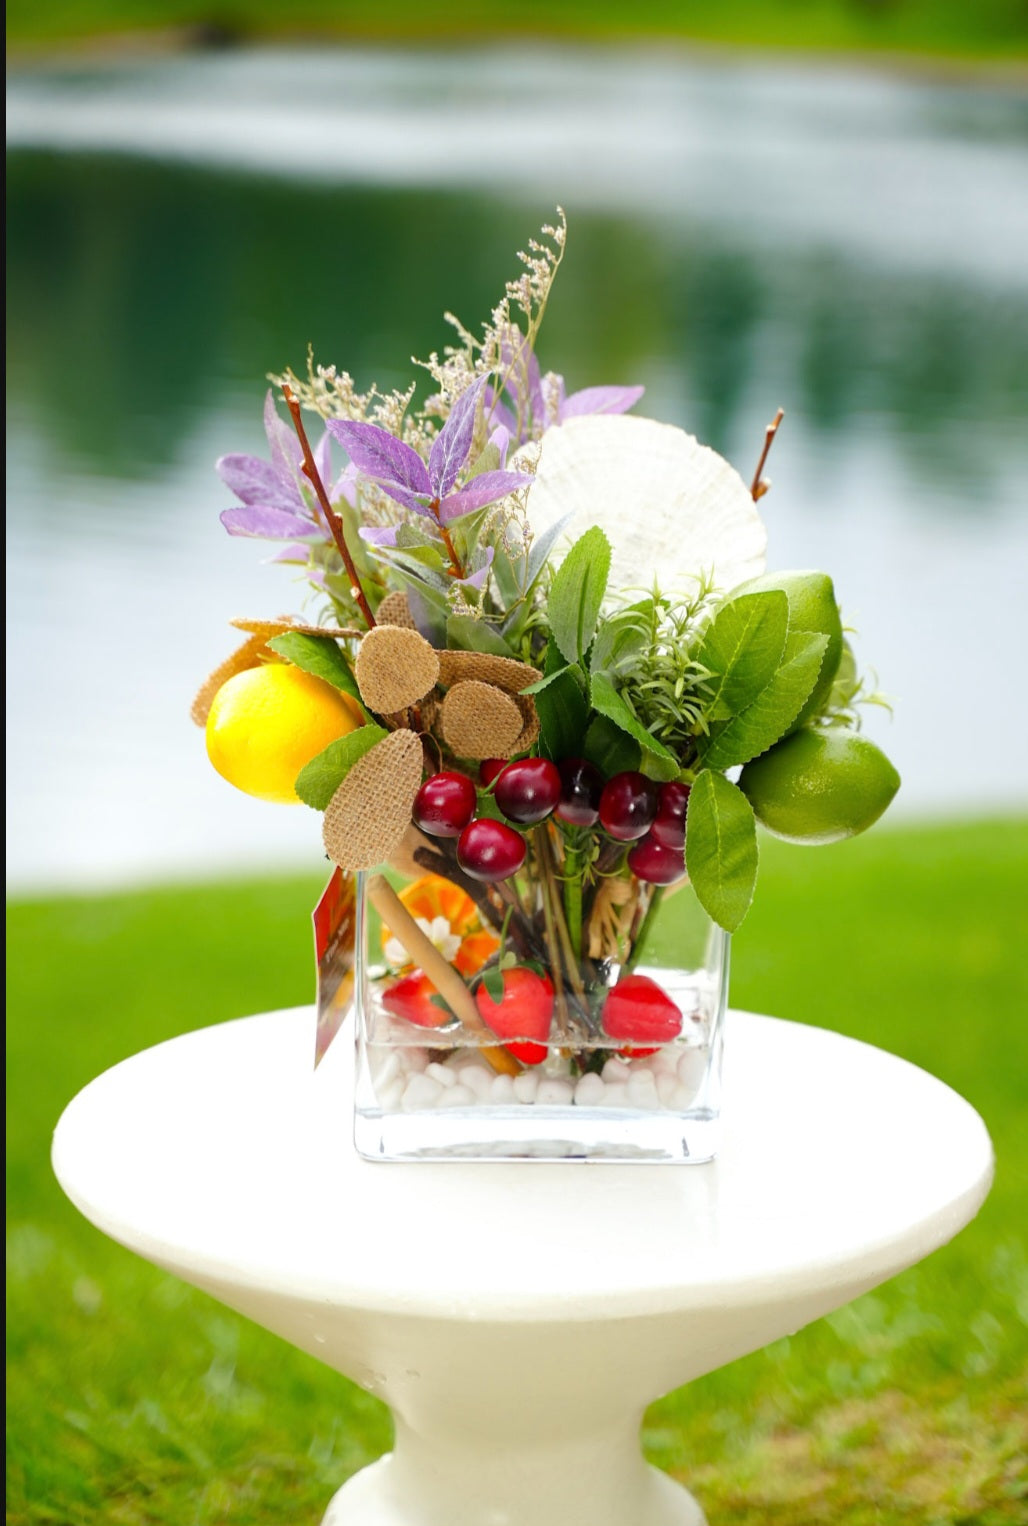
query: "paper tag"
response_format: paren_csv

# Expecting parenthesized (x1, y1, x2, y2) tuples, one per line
(312, 866, 357, 1066)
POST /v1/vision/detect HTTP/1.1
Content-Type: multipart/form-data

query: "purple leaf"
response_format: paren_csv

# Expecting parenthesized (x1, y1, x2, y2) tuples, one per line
(264, 390, 301, 481)
(455, 545, 495, 590)
(358, 525, 400, 547)
(326, 420, 431, 496)
(438, 470, 532, 523)
(216, 453, 298, 510)
(376, 483, 435, 517)
(488, 424, 511, 468)
(269, 543, 314, 563)
(429, 377, 485, 497)
(312, 429, 332, 493)
(559, 384, 645, 420)
(484, 386, 517, 440)
(220, 505, 321, 539)
(329, 461, 359, 508)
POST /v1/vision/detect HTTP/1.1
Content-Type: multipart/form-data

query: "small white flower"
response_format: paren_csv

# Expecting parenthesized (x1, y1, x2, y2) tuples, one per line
(525, 414, 768, 596)
(384, 916, 461, 970)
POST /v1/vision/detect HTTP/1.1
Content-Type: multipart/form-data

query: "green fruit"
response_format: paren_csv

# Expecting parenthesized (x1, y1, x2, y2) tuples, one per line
(734, 569, 844, 730)
(739, 727, 900, 845)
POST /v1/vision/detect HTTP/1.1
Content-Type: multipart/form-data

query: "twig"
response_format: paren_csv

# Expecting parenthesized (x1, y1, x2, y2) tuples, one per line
(367, 874, 519, 1076)
(282, 385, 377, 630)
(750, 407, 785, 502)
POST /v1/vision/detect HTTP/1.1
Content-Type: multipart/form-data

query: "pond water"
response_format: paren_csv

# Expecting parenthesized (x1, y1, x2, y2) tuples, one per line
(7, 45, 1028, 890)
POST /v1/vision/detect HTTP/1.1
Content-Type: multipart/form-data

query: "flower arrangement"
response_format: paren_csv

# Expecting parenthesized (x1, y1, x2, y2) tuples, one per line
(194, 212, 899, 1157)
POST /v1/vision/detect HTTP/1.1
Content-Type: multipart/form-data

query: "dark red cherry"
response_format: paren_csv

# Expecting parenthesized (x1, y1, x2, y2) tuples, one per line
(479, 758, 506, 787)
(457, 818, 527, 881)
(627, 834, 687, 885)
(649, 781, 691, 850)
(494, 757, 562, 825)
(555, 757, 603, 827)
(598, 771, 659, 842)
(412, 771, 477, 838)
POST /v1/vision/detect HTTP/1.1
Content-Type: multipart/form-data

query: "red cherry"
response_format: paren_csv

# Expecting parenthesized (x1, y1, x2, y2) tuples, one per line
(555, 757, 603, 827)
(598, 771, 659, 841)
(457, 818, 527, 881)
(627, 834, 687, 886)
(479, 758, 506, 786)
(382, 969, 450, 1028)
(412, 771, 477, 838)
(475, 967, 554, 1065)
(494, 757, 562, 824)
(650, 782, 691, 850)
(601, 974, 683, 1051)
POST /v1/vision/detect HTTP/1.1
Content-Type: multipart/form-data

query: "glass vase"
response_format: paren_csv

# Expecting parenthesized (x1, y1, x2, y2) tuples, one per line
(351, 828, 728, 1163)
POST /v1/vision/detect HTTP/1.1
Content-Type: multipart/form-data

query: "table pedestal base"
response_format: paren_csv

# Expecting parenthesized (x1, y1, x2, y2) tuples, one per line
(322, 1419, 705, 1526)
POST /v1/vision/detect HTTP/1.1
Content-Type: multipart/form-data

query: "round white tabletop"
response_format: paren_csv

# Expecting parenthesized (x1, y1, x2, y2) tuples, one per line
(52, 1008, 993, 1526)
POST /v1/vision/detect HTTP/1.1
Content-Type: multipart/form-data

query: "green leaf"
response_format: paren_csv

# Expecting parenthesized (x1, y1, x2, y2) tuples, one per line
(696, 589, 789, 720)
(583, 714, 640, 777)
(590, 672, 678, 764)
(445, 615, 515, 658)
(685, 770, 759, 933)
(548, 526, 611, 665)
(268, 633, 370, 720)
(699, 632, 830, 770)
(536, 662, 591, 763)
(294, 724, 388, 811)
(480, 964, 505, 1004)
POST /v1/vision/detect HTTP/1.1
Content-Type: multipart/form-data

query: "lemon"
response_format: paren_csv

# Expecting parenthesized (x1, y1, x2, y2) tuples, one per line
(206, 663, 363, 804)
(733, 569, 843, 730)
(739, 727, 900, 844)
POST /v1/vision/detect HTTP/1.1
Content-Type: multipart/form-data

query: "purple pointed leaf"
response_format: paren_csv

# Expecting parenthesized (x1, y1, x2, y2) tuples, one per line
(455, 545, 495, 590)
(559, 384, 645, 420)
(220, 505, 321, 539)
(264, 389, 301, 480)
(358, 525, 400, 546)
(329, 461, 359, 508)
(438, 470, 532, 523)
(326, 420, 431, 496)
(429, 377, 485, 497)
(377, 483, 434, 517)
(216, 453, 298, 510)
(484, 386, 517, 440)
(488, 423, 511, 468)
(312, 429, 333, 494)
(269, 543, 315, 563)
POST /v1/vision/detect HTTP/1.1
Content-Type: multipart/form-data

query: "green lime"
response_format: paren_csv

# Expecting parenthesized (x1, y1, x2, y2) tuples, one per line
(739, 727, 900, 845)
(734, 569, 844, 730)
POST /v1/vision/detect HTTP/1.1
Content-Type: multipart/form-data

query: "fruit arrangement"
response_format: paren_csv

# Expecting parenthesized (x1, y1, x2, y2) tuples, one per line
(193, 212, 899, 1100)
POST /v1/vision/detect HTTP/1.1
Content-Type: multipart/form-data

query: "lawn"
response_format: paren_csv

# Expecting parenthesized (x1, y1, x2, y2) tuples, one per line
(7, 816, 1028, 1524)
(7, 0, 1028, 62)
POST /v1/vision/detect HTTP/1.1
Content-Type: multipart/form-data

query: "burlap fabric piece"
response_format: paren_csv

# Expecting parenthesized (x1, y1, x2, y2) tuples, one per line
(375, 591, 417, 630)
(440, 681, 524, 760)
(355, 626, 440, 715)
(190, 634, 273, 727)
(231, 616, 362, 641)
(436, 650, 538, 696)
(322, 728, 424, 872)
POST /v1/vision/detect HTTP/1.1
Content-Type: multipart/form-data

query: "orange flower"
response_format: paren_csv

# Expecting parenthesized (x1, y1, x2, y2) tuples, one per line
(380, 873, 499, 976)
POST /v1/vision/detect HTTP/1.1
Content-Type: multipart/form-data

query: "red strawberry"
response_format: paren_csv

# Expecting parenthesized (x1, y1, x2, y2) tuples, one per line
(475, 967, 554, 1066)
(601, 973, 683, 1056)
(381, 969, 450, 1028)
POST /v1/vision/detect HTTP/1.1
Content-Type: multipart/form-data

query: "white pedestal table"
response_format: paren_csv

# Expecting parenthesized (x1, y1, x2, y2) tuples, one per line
(52, 1007, 993, 1526)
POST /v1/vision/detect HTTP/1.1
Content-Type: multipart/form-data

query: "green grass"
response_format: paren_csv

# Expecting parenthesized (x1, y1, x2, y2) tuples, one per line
(7, 817, 1028, 1523)
(6, 0, 1028, 63)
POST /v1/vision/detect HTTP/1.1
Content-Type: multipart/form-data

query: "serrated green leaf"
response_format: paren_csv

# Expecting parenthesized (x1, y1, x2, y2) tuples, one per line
(685, 770, 758, 933)
(639, 750, 681, 783)
(697, 589, 789, 720)
(590, 672, 678, 763)
(268, 633, 370, 720)
(583, 714, 641, 777)
(548, 526, 611, 665)
(294, 724, 388, 811)
(445, 614, 515, 658)
(699, 632, 830, 770)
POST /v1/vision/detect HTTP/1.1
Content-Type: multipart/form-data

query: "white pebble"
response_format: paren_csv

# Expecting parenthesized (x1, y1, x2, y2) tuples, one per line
(426, 1062, 457, 1088)
(372, 1051, 402, 1089)
(603, 1082, 629, 1108)
(602, 1057, 631, 1084)
(656, 1071, 679, 1107)
(649, 1045, 680, 1077)
(377, 1078, 405, 1112)
(672, 1083, 700, 1111)
(401, 1074, 443, 1111)
(677, 1050, 709, 1089)
(400, 1047, 429, 1074)
(456, 1064, 492, 1098)
(536, 1079, 574, 1106)
(436, 1084, 475, 1108)
(628, 1071, 660, 1108)
(574, 1072, 607, 1108)
(513, 1071, 539, 1104)
(489, 1073, 517, 1104)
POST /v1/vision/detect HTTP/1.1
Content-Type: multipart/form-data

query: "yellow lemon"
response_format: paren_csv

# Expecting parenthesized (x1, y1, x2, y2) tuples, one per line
(206, 663, 363, 804)
(739, 727, 900, 845)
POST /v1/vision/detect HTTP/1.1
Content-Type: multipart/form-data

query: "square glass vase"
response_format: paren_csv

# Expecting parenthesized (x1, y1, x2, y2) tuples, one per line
(352, 856, 728, 1164)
